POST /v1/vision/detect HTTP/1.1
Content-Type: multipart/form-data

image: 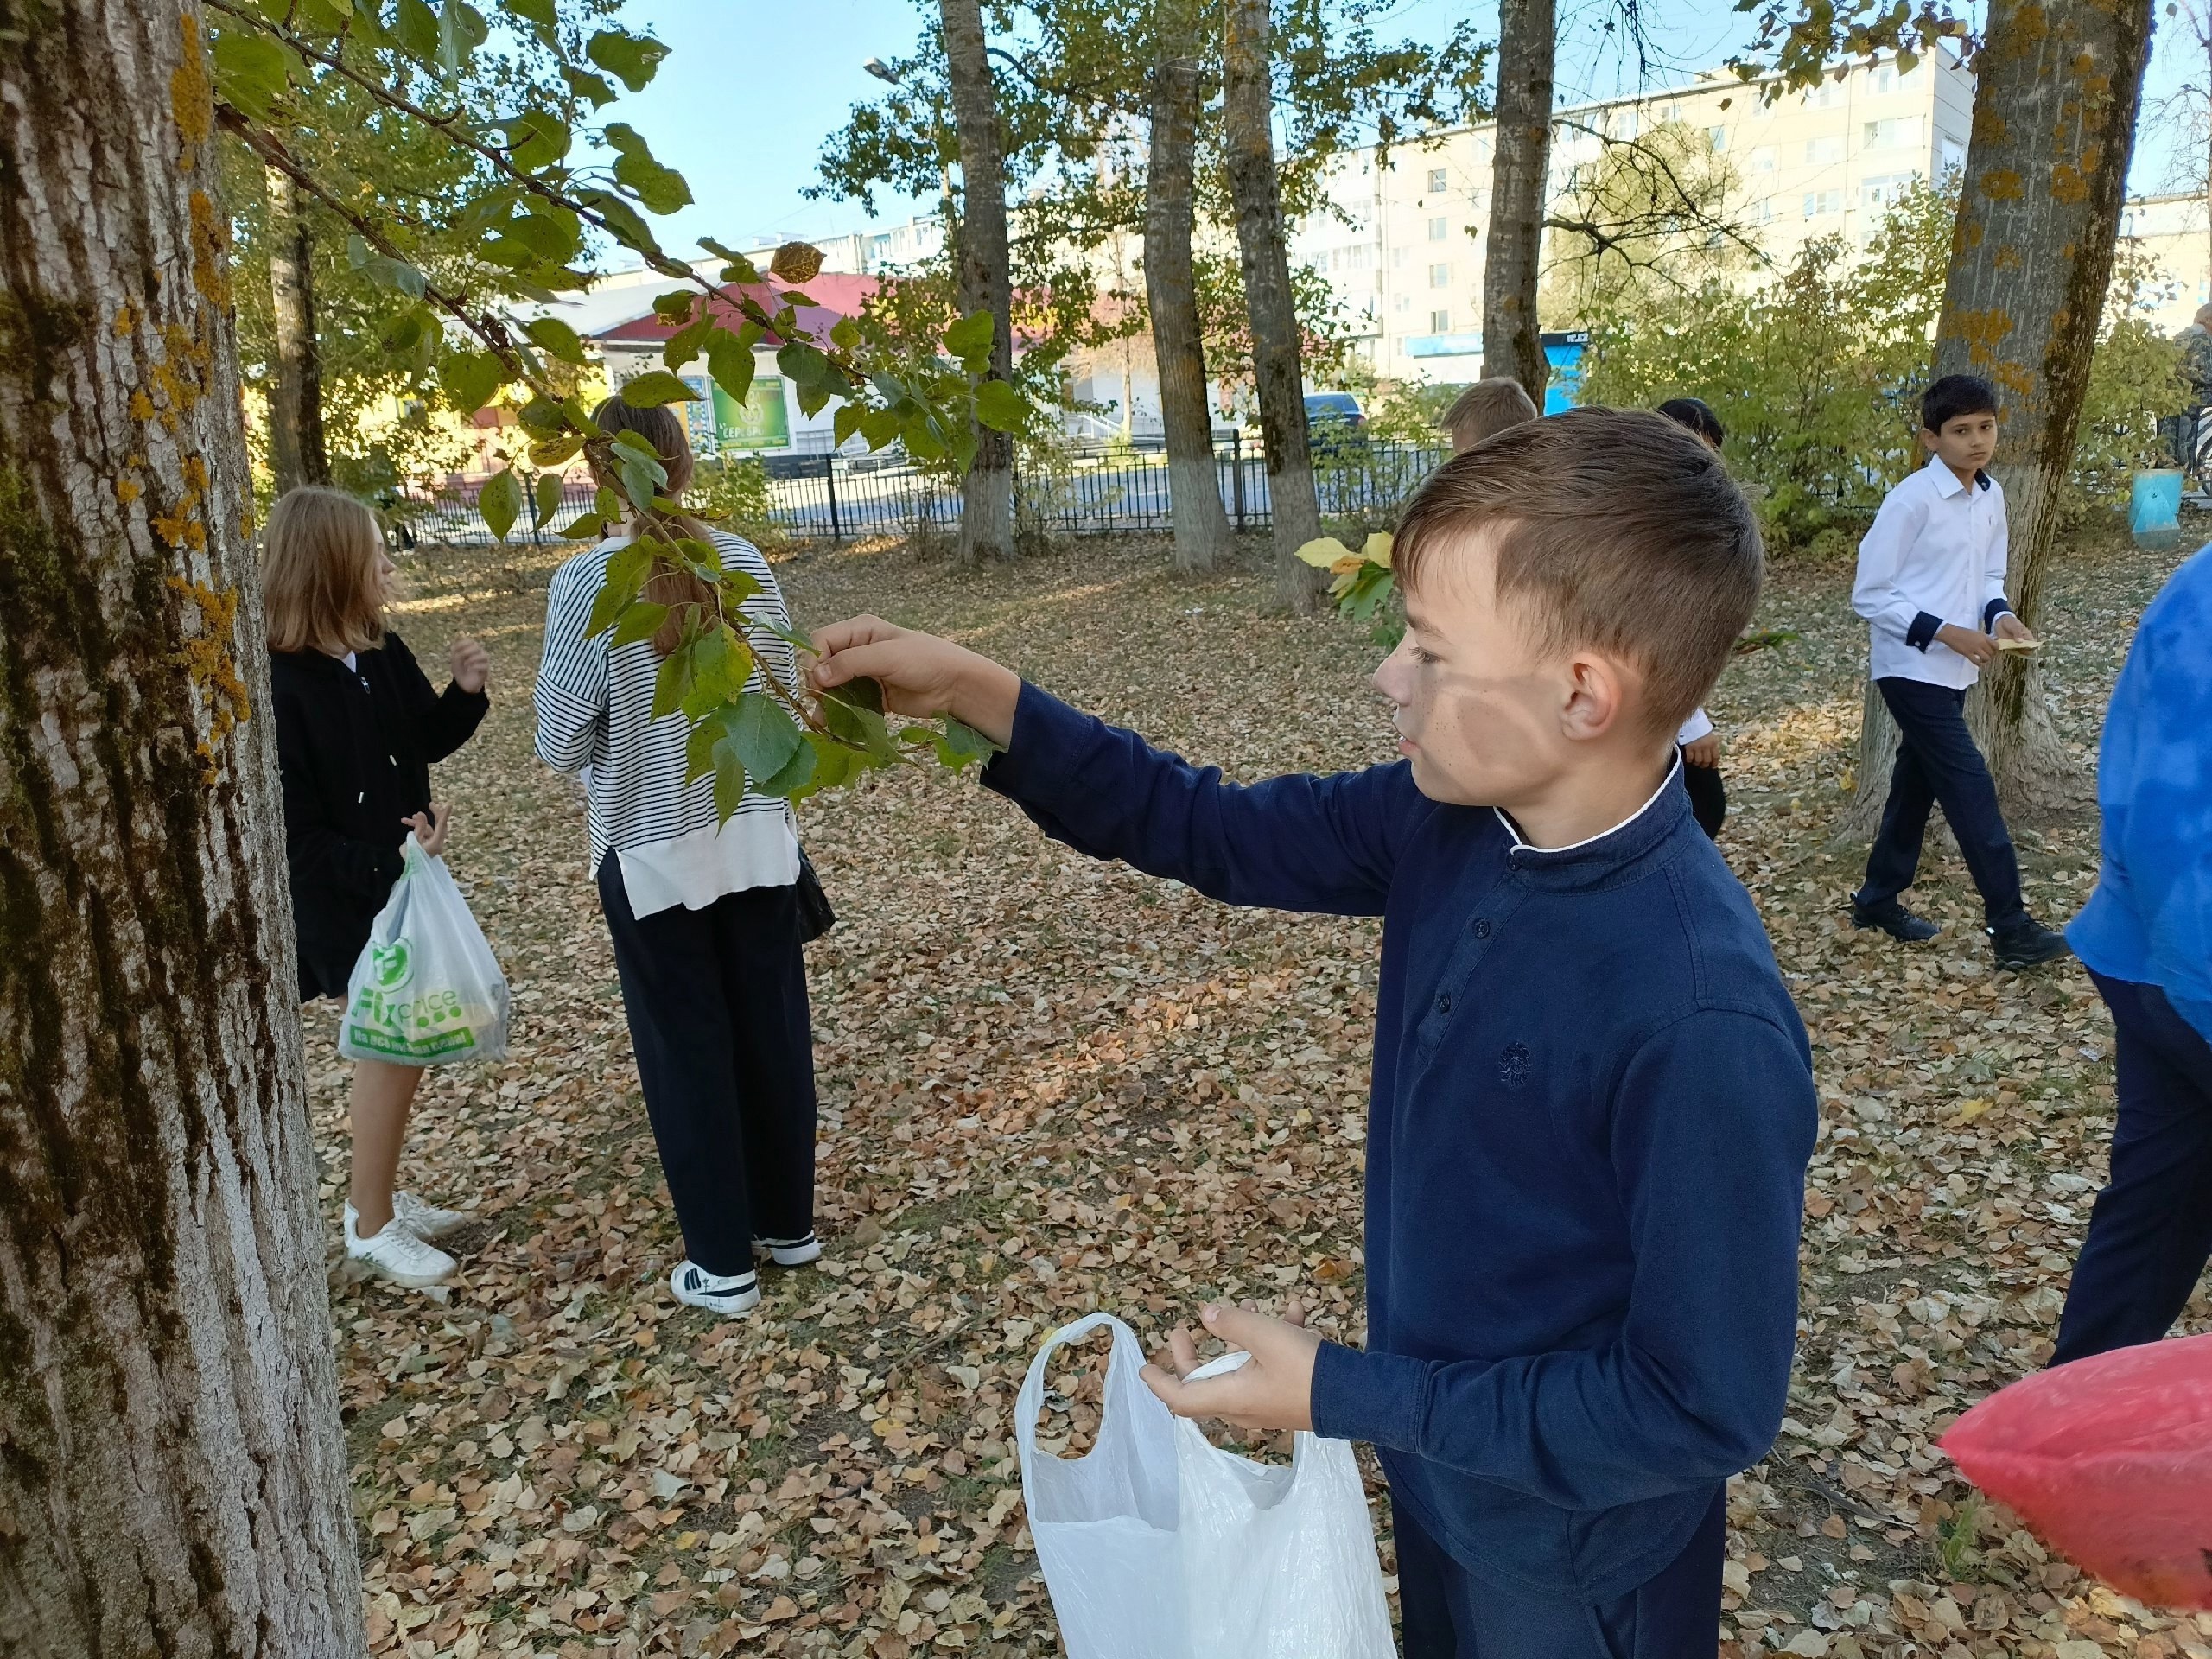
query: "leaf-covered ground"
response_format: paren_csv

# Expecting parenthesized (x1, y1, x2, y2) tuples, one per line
(332, 524, 2212, 1659)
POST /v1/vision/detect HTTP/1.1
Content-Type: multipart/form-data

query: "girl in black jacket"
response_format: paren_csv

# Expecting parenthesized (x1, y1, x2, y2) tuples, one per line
(265, 486, 491, 1288)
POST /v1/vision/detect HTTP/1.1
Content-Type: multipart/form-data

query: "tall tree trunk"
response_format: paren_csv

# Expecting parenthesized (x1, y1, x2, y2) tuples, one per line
(1146, 0, 1234, 576)
(939, 0, 1014, 565)
(1839, 0, 2152, 838)
(1480, 0, 1554, 397)
(0, 7, 362, 1652)
(264, 162, 329, 493)
(1223, 0, 1322, 611)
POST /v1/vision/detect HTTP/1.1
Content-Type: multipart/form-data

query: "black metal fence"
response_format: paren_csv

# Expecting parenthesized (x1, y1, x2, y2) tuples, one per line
(389, 432, 1452, 550)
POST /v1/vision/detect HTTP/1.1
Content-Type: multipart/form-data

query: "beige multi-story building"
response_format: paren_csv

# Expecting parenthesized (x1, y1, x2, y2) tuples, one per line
(2116, 193, 2212, 332)
(1294, 50, 1975, 383)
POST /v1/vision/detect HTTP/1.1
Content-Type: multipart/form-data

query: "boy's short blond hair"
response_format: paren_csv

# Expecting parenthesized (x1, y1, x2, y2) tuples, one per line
(1395, 408, 1763, 736)
(1441, 378, 1540, 451)
(262, 486, 387, 656)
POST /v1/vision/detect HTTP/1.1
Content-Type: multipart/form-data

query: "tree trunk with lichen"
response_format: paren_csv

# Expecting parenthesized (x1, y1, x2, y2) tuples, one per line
(1146, 0, 1234, 576)
(264, 162, 329, 494)
(0, 5, 362, 1652)
(940, 0, 1015, 565)
(1481, 0, 1554, 399)
(1223, 0, 1323, 611)
(1839, 0, 2152, 842)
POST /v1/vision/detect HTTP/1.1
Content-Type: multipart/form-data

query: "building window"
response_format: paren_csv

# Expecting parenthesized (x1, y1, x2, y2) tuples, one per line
(1862, 173, 1914, 209)
(1427, 308, 1447, 333)
(1427, 167, 1447, 193)
(1804, 136, 1845, 166)
(1804, 80, 1840, 109)
(1939, 137, 1966, 176)
(1750, 198, 1775, 226)
(1429, 262, 1451, 287)
(1751, 145, 1776, 174)
(1394, 293, 1410, 314)
(1862, 116, 1920, 149)
(1428, 216, 1449, 241)
(1707, 126, 1727, 153)
(1801, 188, 1843, 219)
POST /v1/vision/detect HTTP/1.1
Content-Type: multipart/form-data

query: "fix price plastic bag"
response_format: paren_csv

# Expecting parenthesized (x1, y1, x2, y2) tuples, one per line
(1014, 1312, 1395, 1659)
(338, 835, 511, 1065)
(1940, 1332, 2212, 1607)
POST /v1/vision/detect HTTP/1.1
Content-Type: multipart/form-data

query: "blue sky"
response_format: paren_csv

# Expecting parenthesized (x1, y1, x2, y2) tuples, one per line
(602, 0, 2197, 267)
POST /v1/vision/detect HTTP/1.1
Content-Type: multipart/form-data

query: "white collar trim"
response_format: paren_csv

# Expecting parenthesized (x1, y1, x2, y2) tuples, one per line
(1492, 752, 1682, 854)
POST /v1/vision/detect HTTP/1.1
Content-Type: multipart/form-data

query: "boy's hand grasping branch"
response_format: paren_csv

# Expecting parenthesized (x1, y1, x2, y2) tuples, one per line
(1141, 1301, 1321, 1432)
(809, 616, 1021, 749)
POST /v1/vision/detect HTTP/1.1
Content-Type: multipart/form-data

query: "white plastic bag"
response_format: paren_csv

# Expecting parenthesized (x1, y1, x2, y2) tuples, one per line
(1015, 1313, 1395, 1659)
(338, 836, 510, 1065)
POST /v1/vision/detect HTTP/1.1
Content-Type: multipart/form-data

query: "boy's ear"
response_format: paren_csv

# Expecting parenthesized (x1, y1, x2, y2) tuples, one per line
(1559, 651, 1633, 743)
(1917, 427, 1940, 453)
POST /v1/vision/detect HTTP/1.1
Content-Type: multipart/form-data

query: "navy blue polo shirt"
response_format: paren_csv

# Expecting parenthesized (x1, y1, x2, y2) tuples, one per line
(985, 684, 1816, 1602)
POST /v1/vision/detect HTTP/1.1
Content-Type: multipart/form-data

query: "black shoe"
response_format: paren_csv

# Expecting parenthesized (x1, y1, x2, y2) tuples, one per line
(1851, 899, 1940, 942)
(1989, 917, 2069, 969)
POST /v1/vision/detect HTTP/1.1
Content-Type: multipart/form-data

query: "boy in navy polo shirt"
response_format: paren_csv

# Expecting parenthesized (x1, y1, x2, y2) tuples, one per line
(1849, 373, 2069, 967)
(811, 409, 1817, 1659)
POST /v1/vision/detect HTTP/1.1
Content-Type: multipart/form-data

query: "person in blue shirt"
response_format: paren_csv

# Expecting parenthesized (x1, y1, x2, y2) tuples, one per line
(1849, 374, 2069, 968)
(811, 410, 1818, 1659)
(2053, 547, 2212, 1363)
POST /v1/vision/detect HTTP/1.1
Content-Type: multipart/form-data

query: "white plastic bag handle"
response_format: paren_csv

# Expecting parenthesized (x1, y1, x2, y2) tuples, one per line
(1015, 1313, 1150, 1471)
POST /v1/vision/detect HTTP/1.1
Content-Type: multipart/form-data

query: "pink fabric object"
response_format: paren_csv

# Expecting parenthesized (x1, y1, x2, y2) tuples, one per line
(1940, 1333, 2212, 1607)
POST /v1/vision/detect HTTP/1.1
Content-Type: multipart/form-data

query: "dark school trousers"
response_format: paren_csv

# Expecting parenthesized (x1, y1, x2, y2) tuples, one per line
(1855, 677, 2025, 926)
(1680, 756, 1726, 841)
(1395, 1485, 1726, 1659)
(597, 855, 817, 1278)
(2053, 969, 2212, 1364)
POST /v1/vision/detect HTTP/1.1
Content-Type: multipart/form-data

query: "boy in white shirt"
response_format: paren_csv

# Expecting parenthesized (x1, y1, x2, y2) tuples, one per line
(1849, 374, 2068, 968)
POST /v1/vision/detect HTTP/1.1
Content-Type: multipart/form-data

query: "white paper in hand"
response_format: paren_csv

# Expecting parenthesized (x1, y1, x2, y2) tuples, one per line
(1015, 1313, 1394, 1659)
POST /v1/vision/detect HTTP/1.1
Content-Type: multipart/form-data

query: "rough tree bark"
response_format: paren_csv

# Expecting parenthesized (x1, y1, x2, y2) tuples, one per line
(1146, 0, 1234, 576)
(1839, 0, 2153, 839)
(939, 0, 1015, 565)
(1480, 0, 1555, 398)
(1223, 0, 1323, 611)
(0, 5, 363, 1652)
(264, 162, 329, 493)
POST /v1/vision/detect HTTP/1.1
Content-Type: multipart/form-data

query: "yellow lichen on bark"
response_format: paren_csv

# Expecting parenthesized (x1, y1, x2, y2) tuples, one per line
(1982, 170, 2026, 200)
(167, 575, 251, 783)
(188, 191, 231, 311)
(170, 15, 212, 166)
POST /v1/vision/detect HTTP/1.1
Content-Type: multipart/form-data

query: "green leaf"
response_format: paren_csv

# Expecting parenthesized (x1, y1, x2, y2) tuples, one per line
(391, 0, 439, 60)
(212, 30, 295, 121)
(578, 189, 662, 260)
(620, 370, 697, 408)
(437, 0, 487, 75)
(830, 316, 861, 352)
(524, 316, 588, 365)
(503, 0, 556, 42)
(832, 404, 864, 448)
(505, 207, 582, 265)
(711, 746, 751, 821)
(788, 732, 856, 802)
(531, 471, 565, 531)
(975, 378, 1027, 434)
(435, 349, 505, 414)
(652, 644, 697, 721)
(556, 512, 605, 541)
(931, 717, 1000, 770)
(753, 732, 819, 798)
(586, 27, 671, 92)
(585, 544, 650, 636)
(517, 397, 569, 439)
(944, 308, 994, 367)
(705, 329, 757, 406)
(529, 435, 582, 468)
(858, 406, 904, 450)
(561, 65, 619, 107)
(605, 123, 692, 216)
(505, 105, 569, 171)
(664, 312, 715, 372)
(718, 567, 763, 607)
(478, 467, 523, 543)
(818, 676, 898, 758)
(730, 691, 804, 784)
(611, 601, 671, 648)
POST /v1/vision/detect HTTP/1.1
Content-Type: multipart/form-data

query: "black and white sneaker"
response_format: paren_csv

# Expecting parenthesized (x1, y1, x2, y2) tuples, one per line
(670, 1261, 760, 1315)
(756, 1232, 822, 1268)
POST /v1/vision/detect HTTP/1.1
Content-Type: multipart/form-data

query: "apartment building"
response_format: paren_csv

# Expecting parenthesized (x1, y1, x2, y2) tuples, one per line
(2117, 193, 2212, 332)
(1293, 51, 1974, 379)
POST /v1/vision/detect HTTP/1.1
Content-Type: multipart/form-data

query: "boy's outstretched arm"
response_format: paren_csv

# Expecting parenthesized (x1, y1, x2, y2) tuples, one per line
(811, 616, 1420, 916)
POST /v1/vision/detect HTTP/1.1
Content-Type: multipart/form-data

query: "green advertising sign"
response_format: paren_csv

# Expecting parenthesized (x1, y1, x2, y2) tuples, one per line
(712, 374, 791, 452)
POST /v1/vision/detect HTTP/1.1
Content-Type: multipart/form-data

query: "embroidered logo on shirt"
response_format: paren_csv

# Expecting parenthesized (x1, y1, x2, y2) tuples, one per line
(1497, 1042, 1532, 1090)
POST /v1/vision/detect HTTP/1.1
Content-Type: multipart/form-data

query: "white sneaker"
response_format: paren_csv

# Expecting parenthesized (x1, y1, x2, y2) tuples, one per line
(345, 1208, 456, 1288)
(755, 1231, 822, 1267)
(391, 1190, 474, 1241)
(670, 1261, 760, 1315)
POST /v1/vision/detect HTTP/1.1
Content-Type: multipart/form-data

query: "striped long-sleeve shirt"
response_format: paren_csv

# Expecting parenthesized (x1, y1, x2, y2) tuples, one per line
(535, 531, 800, 911)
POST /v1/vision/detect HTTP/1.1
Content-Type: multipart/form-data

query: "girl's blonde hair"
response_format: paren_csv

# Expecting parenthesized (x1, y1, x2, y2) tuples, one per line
(588, 396, 715, 658)
(263, 486, 387, 655)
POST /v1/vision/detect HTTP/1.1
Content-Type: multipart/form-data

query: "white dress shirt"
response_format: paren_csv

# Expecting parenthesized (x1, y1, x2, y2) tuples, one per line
(1852, 453, 2013, 690)
(1675, 707, 1713, 747)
